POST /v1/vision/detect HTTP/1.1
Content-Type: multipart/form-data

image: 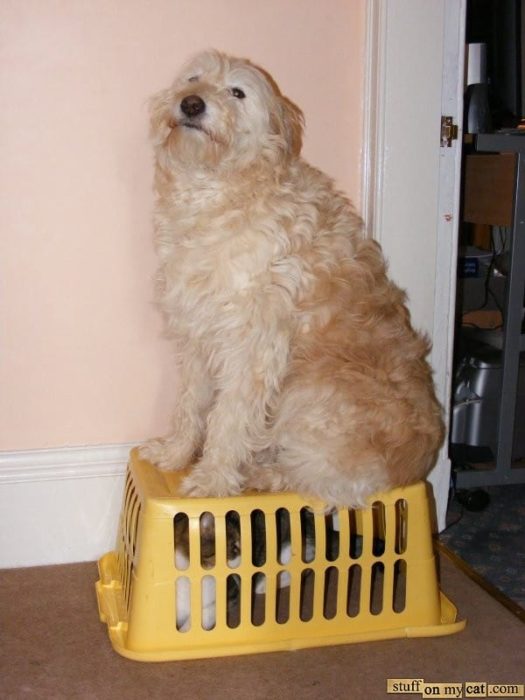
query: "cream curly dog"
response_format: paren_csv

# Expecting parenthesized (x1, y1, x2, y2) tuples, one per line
(140, 50, 444, 507)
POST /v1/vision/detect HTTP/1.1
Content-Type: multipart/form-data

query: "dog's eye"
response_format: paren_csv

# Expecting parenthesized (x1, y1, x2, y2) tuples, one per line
(231, 87, 246, 99)
(188, 75, 199, 83)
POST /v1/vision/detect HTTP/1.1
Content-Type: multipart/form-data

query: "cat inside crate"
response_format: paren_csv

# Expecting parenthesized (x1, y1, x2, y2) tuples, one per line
(174, 504, 392, 630)
(174, 509, 321, 631)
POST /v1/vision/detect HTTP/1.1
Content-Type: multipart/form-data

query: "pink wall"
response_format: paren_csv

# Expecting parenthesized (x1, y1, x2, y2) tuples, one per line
(0, 0, 365, 450)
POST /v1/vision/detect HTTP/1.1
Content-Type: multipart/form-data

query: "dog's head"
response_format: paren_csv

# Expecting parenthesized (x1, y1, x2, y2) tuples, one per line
(150, 50, 304, 173)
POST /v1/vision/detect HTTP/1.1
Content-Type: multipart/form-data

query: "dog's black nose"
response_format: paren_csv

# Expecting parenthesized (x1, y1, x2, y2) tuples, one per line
(180, 95, 206, 118)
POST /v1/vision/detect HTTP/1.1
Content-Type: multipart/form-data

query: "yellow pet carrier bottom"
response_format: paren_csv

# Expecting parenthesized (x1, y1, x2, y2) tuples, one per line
(96, 449, 465, 662)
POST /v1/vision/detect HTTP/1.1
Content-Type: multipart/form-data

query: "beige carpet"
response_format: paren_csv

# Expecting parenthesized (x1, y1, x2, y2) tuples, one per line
(1, 550, 523, 699)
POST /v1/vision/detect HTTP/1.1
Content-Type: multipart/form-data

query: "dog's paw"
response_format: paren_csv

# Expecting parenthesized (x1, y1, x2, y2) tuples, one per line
(138, 438, 193, 471)
(179, 461, 243, 498)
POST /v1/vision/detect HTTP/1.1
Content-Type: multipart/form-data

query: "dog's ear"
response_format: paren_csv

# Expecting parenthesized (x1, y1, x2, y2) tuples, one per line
(271, 96, 304, 158)
(149, 88, 174, 145)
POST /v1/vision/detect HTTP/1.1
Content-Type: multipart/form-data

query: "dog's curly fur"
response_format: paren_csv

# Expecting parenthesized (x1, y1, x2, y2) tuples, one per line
(140, 50, 444, 507)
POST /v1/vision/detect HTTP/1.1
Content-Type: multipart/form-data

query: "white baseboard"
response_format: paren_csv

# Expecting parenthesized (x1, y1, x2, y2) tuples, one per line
(0, 443, 134, 569)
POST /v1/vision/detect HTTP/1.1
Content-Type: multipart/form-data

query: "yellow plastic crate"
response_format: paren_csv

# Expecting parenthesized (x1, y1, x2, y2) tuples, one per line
(96, 448, 465, 662)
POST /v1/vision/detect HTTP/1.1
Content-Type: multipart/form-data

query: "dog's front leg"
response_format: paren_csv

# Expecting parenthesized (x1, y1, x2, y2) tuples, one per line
(139, 351, 213, 470)
(180, 328, 289, 497)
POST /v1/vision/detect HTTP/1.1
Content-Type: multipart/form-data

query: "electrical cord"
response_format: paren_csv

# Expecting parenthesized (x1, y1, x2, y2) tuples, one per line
(442, 477, 465, 533)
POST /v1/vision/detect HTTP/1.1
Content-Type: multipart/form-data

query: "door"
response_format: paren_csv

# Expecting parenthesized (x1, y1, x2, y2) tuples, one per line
(363, 0, 466, 530)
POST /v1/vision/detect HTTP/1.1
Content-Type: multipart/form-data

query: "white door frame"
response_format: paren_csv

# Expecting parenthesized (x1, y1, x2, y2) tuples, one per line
(362, 0, 466, 530)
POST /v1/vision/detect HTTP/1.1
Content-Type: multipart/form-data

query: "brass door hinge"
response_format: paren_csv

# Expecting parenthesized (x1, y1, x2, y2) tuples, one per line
(441, 116, 458, 147)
